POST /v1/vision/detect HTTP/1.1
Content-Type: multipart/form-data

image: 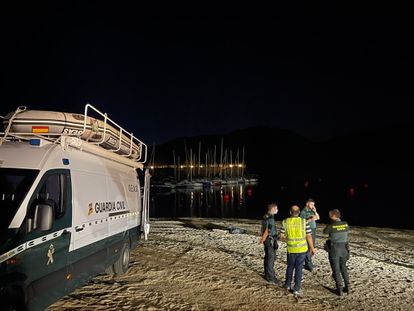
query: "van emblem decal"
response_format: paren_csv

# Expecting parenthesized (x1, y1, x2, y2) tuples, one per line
(47, 244, 55, 265)
(88, 203, 94, 216)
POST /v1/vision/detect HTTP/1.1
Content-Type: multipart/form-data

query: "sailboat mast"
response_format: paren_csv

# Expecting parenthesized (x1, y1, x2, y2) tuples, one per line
(150, 142, 155, 174)
(236, 148, 240, 177)
(205, 152, 208, 178)
(224, 149, 227, 179)
(173, 149, 176, 181)
(184, 141, 189, 179)
(177, 155, 181, 181)
(213, 145, 217, 177)
(190, 148, 193, 182)
(198, 141, 201, 177)
(220, 138, 224, 179)
(242, 147, 245, 177)
(230, 149, 233, 178)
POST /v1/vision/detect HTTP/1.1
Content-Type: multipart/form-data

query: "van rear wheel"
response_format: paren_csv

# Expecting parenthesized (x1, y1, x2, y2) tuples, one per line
(0, 286, 24, 311)
(105, 264, 114, 275)
(113, 242, 130, 275)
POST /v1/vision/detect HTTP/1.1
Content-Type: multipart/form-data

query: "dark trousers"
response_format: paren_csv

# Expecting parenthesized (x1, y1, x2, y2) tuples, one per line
(264, 238, 277, 282)
(304, 228, 316, 270)
(328, 243, 350, 289)
(285, 252, 307, 292)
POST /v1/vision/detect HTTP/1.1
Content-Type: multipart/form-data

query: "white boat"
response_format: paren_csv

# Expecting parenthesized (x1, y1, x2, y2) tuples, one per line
(197, 179, 213, 187)
(2, 106, 143, 160)
(175, 180, 203, 189)
(151, 181, 176, 189)
(212, 179, 222, 186)
(226, 178, 238, 185)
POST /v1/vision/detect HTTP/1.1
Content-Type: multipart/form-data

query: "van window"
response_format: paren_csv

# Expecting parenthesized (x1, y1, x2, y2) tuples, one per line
(37, 173, 68, 219)
(0, 168, 39, 230)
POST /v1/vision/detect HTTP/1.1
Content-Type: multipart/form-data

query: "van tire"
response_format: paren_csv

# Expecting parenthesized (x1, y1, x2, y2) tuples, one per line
(113, 242, 130, 275)
(105, 264, 114, 275)
(0, 286, 25, 311)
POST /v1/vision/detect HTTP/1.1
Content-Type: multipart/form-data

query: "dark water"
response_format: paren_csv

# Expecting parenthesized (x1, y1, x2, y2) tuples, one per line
(150, 183, 262, 219)
(150, 176, 412, 229)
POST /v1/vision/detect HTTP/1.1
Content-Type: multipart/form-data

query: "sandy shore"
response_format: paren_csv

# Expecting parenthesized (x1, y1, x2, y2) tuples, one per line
(49, 218, 414, 310)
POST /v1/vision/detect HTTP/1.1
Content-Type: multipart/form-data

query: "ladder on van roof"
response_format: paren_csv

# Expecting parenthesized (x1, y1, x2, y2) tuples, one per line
(0, 104, 148, 168)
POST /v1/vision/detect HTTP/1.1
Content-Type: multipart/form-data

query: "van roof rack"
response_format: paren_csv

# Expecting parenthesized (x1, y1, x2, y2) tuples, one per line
(0, 104, 148, 169)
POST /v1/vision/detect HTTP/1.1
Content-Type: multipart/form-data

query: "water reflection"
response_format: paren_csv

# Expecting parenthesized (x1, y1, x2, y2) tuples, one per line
(150, 184, 258, 219)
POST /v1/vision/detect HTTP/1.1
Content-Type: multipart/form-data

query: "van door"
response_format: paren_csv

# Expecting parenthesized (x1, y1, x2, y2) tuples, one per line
(22, 170, 72, 308)
(141, 169, 151, 240)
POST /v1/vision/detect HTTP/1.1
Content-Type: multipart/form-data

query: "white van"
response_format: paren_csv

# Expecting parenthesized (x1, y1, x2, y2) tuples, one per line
(0, 105, 150, 310)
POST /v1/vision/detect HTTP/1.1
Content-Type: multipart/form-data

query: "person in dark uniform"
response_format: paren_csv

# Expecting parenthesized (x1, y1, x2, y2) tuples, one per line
(300, 198, 320, 271)
(258, 203, 280, 284)
(323, 209, 351, 296)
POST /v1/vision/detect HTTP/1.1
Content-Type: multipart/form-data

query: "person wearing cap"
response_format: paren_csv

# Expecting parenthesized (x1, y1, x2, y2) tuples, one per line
(280, 205, 315, 296)
(300, 198, 320, 271)
(323, 209, 350, 296)
(259, 203, 280, 285)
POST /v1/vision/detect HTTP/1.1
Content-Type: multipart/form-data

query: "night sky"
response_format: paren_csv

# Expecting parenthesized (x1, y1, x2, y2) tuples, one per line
(1, 4, 413, 143)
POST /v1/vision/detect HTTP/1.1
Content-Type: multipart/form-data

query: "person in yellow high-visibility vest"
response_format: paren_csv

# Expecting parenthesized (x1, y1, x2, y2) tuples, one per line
(280, 205, 315, 295)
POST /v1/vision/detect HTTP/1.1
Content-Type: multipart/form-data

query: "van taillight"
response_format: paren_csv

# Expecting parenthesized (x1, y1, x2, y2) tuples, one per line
(6, 258, 17, 265)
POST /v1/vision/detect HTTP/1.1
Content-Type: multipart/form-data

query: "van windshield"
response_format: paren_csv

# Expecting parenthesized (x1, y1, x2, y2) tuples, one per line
(0, 168, 39, 231)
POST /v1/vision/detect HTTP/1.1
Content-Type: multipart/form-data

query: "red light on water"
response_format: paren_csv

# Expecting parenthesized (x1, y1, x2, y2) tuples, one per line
(304, 181, 309, 188)
(224, 194, 230, 202)
(349, 188, 356, 197)
(247, 189, 253, 197)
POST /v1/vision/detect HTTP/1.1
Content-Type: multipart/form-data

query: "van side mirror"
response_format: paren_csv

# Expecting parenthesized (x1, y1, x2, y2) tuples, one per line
(35, 204, 54, 231)
(25, 218, 34, 234)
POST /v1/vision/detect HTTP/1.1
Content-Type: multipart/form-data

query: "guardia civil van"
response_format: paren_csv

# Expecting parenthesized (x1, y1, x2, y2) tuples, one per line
(0, 104, 150, 310)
